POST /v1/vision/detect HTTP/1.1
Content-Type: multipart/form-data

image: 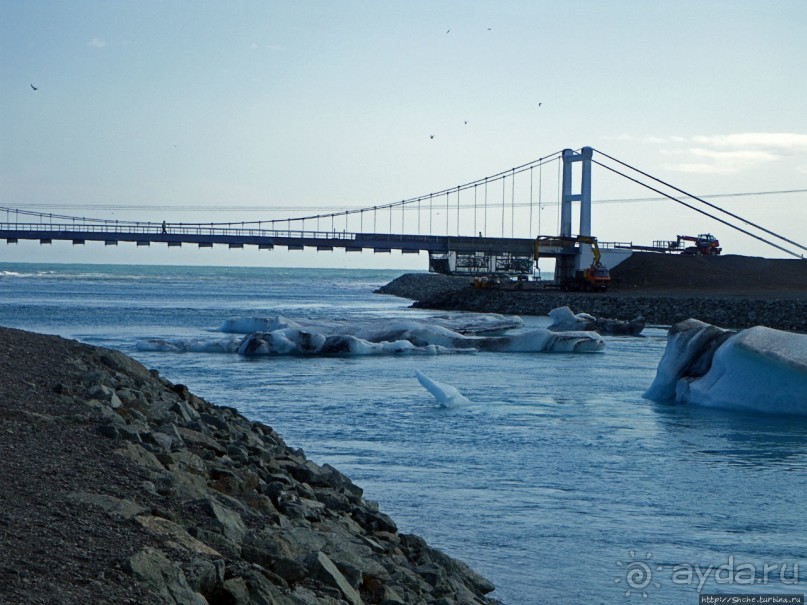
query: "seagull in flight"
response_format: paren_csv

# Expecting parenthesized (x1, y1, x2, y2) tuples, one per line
(430, 134, 435, 139)
(30, 84, 38, 91)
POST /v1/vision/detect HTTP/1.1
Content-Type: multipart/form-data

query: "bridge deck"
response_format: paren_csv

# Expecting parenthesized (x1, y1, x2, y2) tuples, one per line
(0, 224, 572, 257)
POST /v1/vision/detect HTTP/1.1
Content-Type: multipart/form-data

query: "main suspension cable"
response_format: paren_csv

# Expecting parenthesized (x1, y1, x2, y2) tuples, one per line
(594, 148, 806, 253)
(592, 159, 802, 259)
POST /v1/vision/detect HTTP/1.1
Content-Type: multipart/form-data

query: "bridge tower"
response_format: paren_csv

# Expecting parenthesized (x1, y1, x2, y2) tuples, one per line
(556, 146, 593, 282)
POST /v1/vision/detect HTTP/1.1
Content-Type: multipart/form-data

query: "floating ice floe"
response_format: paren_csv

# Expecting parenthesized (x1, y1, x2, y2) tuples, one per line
(235, 323, 604, 356)
(218, 316, 299, 334)
(428, 312, 524, 335)
(136, 336, 243, 353)
(237, 329, 471, 356)
(547, 306, 645, 336)
(218, 313, 522, 337)
(146, 314, 602, 357)
(644, 319, 807, 415)
(415, 370, 472, 407)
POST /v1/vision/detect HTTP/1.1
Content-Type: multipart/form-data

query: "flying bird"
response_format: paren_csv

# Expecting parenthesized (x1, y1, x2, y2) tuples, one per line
(430, 134, 435, 139)
(446, 29, 451, 34)
(464, 120, 468, 125)
(30, 84, 38, 91)
(538, 102, 542, 107)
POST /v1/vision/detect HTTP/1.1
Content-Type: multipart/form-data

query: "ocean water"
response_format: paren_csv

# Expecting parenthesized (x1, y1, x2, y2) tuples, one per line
(1, 262, 805, 604)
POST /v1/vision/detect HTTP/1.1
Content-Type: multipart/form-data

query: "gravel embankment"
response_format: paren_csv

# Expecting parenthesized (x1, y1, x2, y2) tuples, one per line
(409, 289, 807, 332)
(376, 253, 807, 333)
(0, 326, 499, 605)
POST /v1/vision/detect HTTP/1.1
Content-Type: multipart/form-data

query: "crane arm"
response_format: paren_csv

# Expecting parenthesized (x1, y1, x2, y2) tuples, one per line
(575, 235, 602, 265)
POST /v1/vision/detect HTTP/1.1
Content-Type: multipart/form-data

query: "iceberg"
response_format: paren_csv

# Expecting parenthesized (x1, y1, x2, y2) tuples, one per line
(218, 316, 302, 334)
(644, 319, 807, 415)
(547, 306, 645, 336)
(141, 313, 602, 357)
(136, 336, 243, 353)
(215, 313, 603, 356)
(236, 329, 473, 356)
(219, 313, 522, 337)
(428, 312, 523, 334)
(235, 323, 604, 356)
(474, 329, 605, 353)
(415, 370, 472, 407)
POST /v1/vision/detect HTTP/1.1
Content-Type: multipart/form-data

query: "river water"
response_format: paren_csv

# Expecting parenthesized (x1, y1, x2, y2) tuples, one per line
(1, 263, 805, 604)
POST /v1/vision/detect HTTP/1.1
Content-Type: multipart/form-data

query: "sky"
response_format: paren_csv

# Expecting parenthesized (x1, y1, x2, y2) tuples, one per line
(2, 0, 806, 268)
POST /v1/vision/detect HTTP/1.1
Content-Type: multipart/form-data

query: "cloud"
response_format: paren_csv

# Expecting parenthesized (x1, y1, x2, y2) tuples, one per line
(689, 148, 779, 163)
(663, 161, 748, 175)
(649, 132, 807, 175)
(692, 133, 807, 152)
(611, 134, 672, 144)
(89, 38, 107, 49)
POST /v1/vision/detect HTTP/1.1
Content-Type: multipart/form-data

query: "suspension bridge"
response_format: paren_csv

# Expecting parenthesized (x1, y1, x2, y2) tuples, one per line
(1, 147, 804, 283)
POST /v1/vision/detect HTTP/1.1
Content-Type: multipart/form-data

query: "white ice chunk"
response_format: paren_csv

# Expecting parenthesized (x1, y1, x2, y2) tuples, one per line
(218, 313, 521, 338)
(237, 330, 475, 356)
(645, 321, 807, 415)
(178, 313, 602, 357)
(547, 305, 644, 336)
(136, 336, 243, 353)
(547, 306, 591, 332)
(644, 319, 730, 401)
(680, 327, 807, 415)
(428, 312, 523, 334)
(415, 370, 472, 407)
(218, 316, 301, 334)
(478, 329, 605, 353)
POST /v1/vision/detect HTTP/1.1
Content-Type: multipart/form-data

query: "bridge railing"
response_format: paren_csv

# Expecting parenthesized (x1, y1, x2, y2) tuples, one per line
(599, 240, 633, 249)
(0, 221, 368, 240)
(0, 220, 466, 244)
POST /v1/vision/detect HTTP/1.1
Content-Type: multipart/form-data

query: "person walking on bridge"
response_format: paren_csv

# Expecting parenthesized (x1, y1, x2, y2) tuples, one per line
(161, 221, 167, 234)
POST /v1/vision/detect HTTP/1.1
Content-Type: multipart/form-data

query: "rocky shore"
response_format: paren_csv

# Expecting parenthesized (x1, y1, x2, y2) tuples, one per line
(406, 287, 807, 333)
(0, 326, 498, 605)
(376, 254, 807, 333)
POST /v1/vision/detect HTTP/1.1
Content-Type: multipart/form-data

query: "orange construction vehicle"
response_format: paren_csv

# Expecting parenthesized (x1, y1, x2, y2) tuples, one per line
(535, 235, 611, 291)
(577, 236, 611, 291)
(677, 233, 722, 255)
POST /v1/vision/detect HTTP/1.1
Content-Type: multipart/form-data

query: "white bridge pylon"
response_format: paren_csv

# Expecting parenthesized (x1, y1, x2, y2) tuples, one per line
(561, 147, 593, 240)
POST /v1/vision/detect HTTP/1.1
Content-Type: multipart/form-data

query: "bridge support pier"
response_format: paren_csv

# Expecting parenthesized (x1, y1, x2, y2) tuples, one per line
(558, 147, 594, 282)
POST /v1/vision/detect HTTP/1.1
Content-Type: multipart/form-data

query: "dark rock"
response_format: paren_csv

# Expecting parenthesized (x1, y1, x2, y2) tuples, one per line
(305, 551, 363, 605)
(125, 547, 207, 605)
(184, 558, 225, 596)
(201, 412, 230, 432)
(96, 424, 119, 439)
(352, 506, 398, 534)
(196, 497, 247, 544)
